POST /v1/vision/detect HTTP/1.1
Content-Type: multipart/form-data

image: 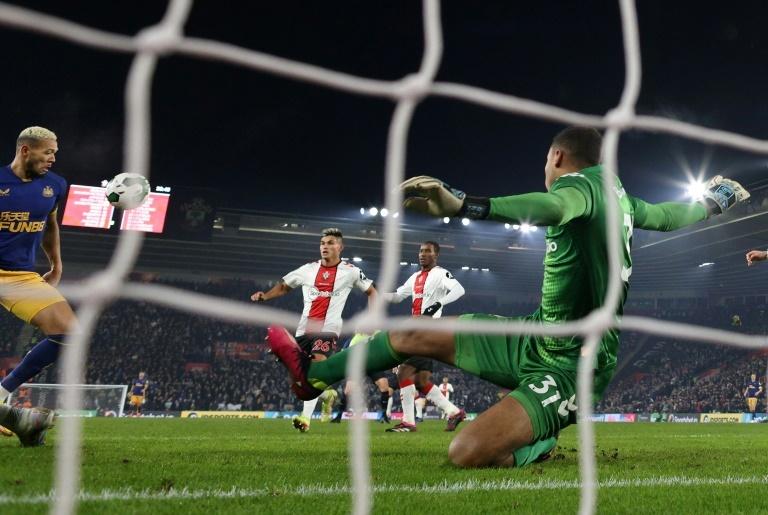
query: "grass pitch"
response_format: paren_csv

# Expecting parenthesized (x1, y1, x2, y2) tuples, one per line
(0, 418, 767, 514)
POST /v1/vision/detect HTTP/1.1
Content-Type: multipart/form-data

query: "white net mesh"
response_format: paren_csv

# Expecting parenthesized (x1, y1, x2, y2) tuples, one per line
(7, 383, 129, 418)
(1, 1, 768, 514)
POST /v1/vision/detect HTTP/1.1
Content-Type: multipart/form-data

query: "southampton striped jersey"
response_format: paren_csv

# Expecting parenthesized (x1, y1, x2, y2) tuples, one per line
(282, 260, 373, 337)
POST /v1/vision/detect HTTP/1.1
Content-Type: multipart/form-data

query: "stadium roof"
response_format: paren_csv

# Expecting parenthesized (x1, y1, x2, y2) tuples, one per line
(56, 188, 768, 299)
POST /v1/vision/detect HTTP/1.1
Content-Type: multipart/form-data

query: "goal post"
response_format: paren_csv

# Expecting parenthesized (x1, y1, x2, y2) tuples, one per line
(7, 383, 129, 418)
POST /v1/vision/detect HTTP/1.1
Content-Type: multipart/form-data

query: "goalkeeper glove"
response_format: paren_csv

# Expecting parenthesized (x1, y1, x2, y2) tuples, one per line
(422, 302, 442, 317)
(349, 333, 371, 347)
(400, 175, 490, 219)
(701, 175, 750, 215)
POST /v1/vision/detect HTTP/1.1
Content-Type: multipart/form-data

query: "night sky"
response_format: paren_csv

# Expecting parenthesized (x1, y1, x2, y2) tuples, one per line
(2, 1, 768, 214)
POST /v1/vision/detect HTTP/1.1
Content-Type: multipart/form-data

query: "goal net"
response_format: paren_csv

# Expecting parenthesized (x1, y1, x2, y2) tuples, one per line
(7, 383, 129, 418)
(1, 1, 768, 515)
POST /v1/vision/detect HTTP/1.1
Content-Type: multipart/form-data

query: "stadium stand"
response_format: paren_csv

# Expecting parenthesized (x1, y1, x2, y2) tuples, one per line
(1, 274, 763, 415)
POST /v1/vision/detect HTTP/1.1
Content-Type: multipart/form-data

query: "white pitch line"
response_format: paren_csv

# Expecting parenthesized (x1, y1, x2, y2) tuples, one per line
(1, 475, 767, 505)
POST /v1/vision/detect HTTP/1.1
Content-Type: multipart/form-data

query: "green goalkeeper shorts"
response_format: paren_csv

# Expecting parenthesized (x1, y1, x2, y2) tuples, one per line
(454, 313, 614, 440)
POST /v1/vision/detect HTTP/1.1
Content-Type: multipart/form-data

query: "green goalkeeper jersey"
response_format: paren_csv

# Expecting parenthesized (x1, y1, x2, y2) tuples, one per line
(488, 165, 707, 372)
(537, 166, 631, 371)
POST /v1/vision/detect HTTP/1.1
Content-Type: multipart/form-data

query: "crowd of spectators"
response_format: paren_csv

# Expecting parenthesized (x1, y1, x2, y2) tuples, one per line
(0, 275, 765, 415)
(0, 276, 516, 413)
(598, 306, 768, 413)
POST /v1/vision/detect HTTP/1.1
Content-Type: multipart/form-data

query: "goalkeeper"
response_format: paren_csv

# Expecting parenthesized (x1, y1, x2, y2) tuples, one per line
(269, 126, 749, 468)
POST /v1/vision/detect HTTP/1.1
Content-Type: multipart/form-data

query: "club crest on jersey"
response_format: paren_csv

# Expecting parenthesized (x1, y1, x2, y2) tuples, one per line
(42, 186, 54, 198)
(322, 271, 330, 280)
(0, 188, 9, 197)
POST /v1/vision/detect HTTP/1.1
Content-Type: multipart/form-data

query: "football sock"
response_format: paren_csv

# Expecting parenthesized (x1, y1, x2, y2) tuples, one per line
(308, 332, 405, 389)
(320, 389, 335, 412)
(0, 335, 64, 394)
(301, 398, 319, 419)
(379, 390, 389, 413)
(386, 396, 393, 417)
(400, 381, 416, 425)
(513, 437, 558, 468)
(415, 397, 425, 419)
(423, 383, 460, 417)
(333, 393, 347, 421)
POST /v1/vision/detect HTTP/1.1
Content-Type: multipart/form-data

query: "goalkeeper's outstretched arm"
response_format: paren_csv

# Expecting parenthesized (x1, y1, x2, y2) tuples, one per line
(487, 188, 589, 226)
(400, 175, 589, 224)
(630, 172, 750, 232)
(401, 173, 748, 228)
(629, 197, 707, 232)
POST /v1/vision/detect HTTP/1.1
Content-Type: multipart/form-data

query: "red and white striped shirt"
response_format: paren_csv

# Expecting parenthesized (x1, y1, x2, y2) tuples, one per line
(283, 260, 373, 337)
(439, 382, 454, 400)
(388, 266, 464, 318)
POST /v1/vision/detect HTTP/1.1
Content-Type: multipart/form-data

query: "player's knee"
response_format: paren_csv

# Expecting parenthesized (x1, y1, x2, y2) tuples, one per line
(389, 330, 433, 354)
(396, 363, 416, 382)
(45, 322, 72, 336)
(34, 319, 62, 335)
(388, 330, 413, 353)
(448, 434, 485, 468)
(32, 302, 77, 335)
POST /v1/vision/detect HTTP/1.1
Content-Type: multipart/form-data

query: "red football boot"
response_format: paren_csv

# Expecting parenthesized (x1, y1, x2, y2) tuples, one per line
(267, 326, 323, 401)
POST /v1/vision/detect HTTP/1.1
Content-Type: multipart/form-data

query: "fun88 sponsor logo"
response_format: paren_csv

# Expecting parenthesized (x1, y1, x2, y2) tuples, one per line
(308, 287, 342, 300)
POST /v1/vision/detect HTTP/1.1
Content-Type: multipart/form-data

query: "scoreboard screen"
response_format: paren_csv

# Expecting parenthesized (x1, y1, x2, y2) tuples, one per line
(61, 185, 115, 229)
(61, 184, 171, 233)
(118, 192, 170, 233)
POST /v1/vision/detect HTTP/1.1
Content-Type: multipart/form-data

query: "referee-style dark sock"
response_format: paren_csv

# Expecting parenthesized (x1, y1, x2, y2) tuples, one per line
(332, 393, 347, 422)
(380, 390, 389, 411)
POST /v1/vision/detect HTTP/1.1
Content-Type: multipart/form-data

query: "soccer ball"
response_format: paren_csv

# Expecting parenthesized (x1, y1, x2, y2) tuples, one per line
(105, 172, 150, 210)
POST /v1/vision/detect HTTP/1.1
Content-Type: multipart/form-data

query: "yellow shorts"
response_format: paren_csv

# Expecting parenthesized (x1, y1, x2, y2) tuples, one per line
(130, 395, 145, 406)
(0, 270, 66, 323)
(747, 397, 758, 412)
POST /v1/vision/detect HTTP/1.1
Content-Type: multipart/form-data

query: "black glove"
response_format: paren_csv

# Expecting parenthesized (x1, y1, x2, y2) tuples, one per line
(422, 302, 442, 317)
